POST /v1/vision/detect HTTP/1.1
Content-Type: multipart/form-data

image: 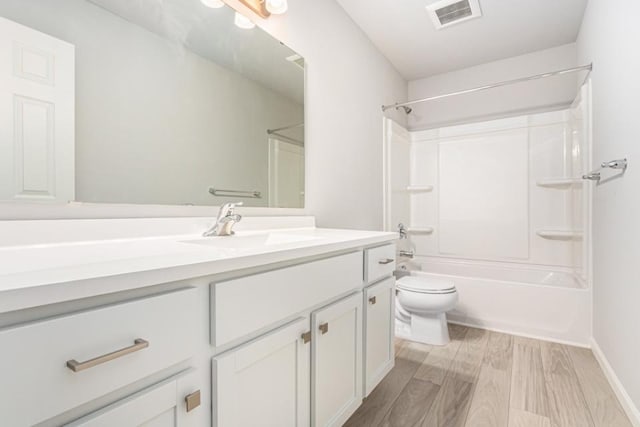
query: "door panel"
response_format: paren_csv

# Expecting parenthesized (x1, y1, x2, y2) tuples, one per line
(213, 317, 311, 427)
(364, 277, 395, 396)
(0, 16, 74, 202)
(312, 293, 363, 427)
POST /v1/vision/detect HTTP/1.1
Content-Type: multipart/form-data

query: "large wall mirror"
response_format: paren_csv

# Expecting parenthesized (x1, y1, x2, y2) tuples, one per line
(0, 0, 305, 208)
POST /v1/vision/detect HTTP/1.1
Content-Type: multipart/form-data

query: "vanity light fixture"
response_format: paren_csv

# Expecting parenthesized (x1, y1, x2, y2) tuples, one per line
(266, 0, 288, 14)
(201, 0, 225, 8)
(234, 11, 256, 29)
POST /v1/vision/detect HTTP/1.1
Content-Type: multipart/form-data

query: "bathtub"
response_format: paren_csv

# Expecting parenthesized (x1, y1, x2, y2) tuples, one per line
(399, 258, 591, 346)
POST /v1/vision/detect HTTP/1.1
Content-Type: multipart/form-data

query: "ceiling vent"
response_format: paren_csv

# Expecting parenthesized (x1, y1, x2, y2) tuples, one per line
(426, 0, 482, 30)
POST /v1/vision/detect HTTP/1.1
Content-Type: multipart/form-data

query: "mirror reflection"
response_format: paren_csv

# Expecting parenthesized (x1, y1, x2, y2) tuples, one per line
(0, 0, 305, 208)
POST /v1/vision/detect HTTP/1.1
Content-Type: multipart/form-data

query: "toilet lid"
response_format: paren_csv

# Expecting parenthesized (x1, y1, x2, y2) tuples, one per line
(396, 276, 456, 294)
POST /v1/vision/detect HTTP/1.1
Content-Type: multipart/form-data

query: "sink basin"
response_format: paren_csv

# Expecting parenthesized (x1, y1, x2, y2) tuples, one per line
(182, 232, 323, 250)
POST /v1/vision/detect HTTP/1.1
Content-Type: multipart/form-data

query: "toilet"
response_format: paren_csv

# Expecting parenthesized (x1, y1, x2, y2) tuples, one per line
(395, 275, 458, 345)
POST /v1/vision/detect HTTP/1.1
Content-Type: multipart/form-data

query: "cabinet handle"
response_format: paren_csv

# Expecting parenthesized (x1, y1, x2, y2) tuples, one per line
(369, 296, 377, 305)
(301, 331, 312, 344)
(319, 322, 329, 335)
(378, 258, 394, 265)
(185, 390, 201, 412)
(66, 338, 149, 372)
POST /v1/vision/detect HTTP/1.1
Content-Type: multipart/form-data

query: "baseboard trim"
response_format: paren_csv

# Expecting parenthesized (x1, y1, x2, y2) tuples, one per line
(590, 338, 640, 427)
(447, 318, 590, 348)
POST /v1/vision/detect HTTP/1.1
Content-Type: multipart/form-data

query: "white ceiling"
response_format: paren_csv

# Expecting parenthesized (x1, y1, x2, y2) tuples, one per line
(335, 0, 588, 80)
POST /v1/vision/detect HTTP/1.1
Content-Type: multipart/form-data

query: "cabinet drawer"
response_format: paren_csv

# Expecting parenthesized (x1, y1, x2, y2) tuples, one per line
(211, 251, 363, 348)
(365, 244, 396, 284)
(0, 288, 198, 427)
(67, 369, 200, 427)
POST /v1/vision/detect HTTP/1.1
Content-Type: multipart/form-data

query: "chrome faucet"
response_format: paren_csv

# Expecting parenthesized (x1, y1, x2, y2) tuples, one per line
(203, 202, 243, 237)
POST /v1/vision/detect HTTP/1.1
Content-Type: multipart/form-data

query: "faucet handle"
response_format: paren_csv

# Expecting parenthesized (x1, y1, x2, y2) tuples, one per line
(221, 201, 243, 215)
(227, 201, 243, 210)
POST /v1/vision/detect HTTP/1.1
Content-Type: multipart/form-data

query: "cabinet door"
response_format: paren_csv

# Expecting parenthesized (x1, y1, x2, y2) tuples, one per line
(312, 293, 363, 427)
(213, 317, 311, 427)
(364, 277, 395, 396)
(66, 371, 200, 427)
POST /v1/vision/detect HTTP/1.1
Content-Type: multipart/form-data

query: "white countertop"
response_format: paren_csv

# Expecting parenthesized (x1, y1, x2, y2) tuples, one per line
(0, 226, 396, 313)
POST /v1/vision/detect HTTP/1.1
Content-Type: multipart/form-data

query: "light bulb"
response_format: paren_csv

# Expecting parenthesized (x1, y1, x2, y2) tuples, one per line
(201, 0, 225, 8)
(234, 12, 255, 29)
(266, 0, 288, 14)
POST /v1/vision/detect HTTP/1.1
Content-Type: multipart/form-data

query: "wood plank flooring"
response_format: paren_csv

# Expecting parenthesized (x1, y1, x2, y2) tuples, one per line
(345, 325, 632, 427)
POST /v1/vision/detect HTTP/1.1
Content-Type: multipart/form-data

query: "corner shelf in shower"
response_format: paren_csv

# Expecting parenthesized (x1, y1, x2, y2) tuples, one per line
(406, 185, 434, 192)
(536, 229, 583, 240)
(536, 178, 583, 188)
(407, 226, 434, 234)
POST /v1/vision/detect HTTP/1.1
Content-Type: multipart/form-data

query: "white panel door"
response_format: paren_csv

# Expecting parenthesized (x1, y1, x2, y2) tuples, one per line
(66, 371, 199, 427)
(269, 138, 304, 208)
(213, 317, 311, 427)
(364, 277, 395, 396)
(312, 293, 363, 427)
(438, 128, 529, 260)
(0, 16, 74, 202)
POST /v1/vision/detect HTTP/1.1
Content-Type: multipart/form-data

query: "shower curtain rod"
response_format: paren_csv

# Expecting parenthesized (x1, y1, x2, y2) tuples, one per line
(381, 63, 593, 112)
(267, 123, 304, 134)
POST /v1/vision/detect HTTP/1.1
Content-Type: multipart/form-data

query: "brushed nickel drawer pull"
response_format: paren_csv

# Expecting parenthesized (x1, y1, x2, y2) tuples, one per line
(66, 338, 149, 372)
(369, 296, 377, 305)
(378, 258, 394, 265)
(301, 331, 312, 344)
(319, 323, 329, 335)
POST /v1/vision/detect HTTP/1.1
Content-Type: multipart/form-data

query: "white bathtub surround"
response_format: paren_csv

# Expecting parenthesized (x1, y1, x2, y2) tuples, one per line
(0, 215, 397, 426)
(384, 96, 593, 346)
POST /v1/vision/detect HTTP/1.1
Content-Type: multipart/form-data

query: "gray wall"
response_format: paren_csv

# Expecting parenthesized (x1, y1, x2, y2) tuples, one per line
(577, 0, 640, 417)
(259, 0, 408, 229)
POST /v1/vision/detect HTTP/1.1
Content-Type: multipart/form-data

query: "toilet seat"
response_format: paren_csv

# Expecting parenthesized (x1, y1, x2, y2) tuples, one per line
(396, 276, 456, 294)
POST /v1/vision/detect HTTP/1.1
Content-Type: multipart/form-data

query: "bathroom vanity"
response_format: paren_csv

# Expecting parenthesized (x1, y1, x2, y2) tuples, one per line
(0, 217, 397, 427)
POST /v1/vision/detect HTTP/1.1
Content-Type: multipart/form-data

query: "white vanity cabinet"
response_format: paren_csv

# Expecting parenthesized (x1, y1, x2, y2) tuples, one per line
(312, 292, 363, 427)
(212, 317, 311, 427)
(211, 244, 395, 427)
(0, 229, 396, 427)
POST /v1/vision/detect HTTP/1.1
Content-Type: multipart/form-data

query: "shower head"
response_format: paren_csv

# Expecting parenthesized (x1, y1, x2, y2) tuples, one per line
(396, 105, 412, 114)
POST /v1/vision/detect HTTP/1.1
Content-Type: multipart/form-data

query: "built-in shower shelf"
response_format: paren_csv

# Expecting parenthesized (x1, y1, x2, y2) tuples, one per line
(407, 227, 434, 234)
(536, 178, 583, 188)
(536, 229, 583, 240)
(406, 185, 434, 192)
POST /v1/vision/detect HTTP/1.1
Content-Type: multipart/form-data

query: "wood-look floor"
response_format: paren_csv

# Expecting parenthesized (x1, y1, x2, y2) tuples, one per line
(345, 325, 631, 427)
